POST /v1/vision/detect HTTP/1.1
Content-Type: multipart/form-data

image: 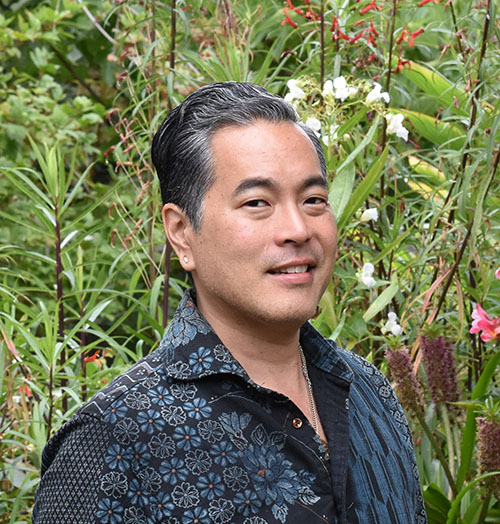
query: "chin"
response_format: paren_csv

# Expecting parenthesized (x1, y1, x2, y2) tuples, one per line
(257, 302, 317, 327)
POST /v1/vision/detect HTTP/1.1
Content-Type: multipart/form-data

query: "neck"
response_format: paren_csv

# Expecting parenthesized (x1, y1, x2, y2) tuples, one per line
(198, 304, 303, 391)
(197, 299, 328, 446)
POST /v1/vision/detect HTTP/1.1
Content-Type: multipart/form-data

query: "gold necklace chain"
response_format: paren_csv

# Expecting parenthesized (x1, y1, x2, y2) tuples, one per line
(299, 343, 329, 458)
(298, 343, 319, 435)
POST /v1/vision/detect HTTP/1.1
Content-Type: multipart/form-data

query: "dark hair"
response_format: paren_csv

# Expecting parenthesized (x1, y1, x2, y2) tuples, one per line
(151, 81, 326, 231)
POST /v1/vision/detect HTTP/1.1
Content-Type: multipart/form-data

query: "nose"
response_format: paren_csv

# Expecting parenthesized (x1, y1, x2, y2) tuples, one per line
(274, 203, 311, 245)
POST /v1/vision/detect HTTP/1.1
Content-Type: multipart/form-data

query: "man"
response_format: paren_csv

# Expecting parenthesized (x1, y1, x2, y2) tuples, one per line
(33, 82, 427, 523)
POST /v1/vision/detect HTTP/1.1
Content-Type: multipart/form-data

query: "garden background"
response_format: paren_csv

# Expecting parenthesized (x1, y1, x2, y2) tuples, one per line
(1, 0, 499, 522)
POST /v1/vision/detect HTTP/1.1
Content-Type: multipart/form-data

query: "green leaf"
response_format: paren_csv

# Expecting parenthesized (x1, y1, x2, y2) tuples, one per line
(329, 162, 354, 221)
(396, 60, 469, 117)
(423, 483, 450, 523)
(337, 144, 388, 232)
(362, 274, 399, 322)
(396, 109, 466, 149)
(446, 472, 500, 524)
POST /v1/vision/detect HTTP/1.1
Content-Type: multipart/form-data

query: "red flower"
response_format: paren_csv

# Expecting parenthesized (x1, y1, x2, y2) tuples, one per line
(19, 384, 32, 398)
(397, 27, 407, 44)
(470, 304, 500, 342)
(392, 57, 411, 73)
(281, 8, 298, 28)
(408, 28, 424, 47)
(368, 20, 379, 37)
(360, 0, 382, 15)
(350, 30, 365, 43)
(84, 350, 101, 363)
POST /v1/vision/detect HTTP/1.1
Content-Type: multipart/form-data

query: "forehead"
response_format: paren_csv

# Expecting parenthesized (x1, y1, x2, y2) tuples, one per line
(209, 120, 323, 190)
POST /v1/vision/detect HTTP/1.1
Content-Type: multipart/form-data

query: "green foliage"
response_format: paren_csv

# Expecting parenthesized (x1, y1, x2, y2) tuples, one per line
(1, 0, 499, 521)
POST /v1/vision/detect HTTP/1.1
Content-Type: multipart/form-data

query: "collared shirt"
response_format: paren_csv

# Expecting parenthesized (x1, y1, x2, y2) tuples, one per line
(33, 290, 427, 524)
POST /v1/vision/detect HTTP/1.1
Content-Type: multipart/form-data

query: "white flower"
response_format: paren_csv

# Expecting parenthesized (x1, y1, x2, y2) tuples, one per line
(322, 80, 334, 98)
(305, 117, 321, 136)
(284, 79, 305, 103)
(333, 76, 350, 101)
(383, 312, 403, 336)
(334, 77, 356, 101)
(366, 82, 390, 104)
(321, 124, 339, 147)
(360, 262, 376, 287)
(360, 208, 379, 222)
(386, 113, 409, 141)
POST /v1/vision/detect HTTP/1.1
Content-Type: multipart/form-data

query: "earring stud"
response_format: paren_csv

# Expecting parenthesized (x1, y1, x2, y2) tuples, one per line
(183, 256, 189, 263)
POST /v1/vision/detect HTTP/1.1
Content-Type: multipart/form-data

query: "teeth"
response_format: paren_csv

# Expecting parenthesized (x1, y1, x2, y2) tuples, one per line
(277, 265, 308, 274)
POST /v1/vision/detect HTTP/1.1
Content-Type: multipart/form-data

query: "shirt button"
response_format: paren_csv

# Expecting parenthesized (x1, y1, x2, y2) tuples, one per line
(292, 418, 303, 429)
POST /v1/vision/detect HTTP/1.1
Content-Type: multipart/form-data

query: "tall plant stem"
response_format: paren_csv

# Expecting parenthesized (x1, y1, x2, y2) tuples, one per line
(147, 0, 158, 290)
(434, 148, 498, 322)
(320, 0, 325, 90)
(459, 0, 491, 174)
(416, 410, 458, 496)
(439, 404, 456, 496)
(54, 204, 67, 412)
(448, 3, 464, 57)
(434, 221, 472, 321)
(49, 45, 106, 107)
(379, 0, 398, 157)
(378, 0, 398, 200)
(168, 0, 177, 111)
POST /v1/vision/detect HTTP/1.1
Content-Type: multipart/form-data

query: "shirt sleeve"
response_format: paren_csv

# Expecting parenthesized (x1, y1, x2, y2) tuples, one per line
(32, 413, 110, 524)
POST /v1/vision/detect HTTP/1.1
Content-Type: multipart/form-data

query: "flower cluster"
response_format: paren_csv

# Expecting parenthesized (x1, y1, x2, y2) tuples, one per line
(366, 82, 390, 104)
(385, 348, 424, 415)
(284, 79, 305, 104)
(476, 417, 500, 498)
(420, 336, 459, 405)
(386, 113, 409, 141)
(359, 262, 376, 288)
(330, 15, 380, 48)
(281, 0, 318, 29)
(470, 304, 500, 342)
(382, 312, 403, 336)
(322, 76, 357, 102)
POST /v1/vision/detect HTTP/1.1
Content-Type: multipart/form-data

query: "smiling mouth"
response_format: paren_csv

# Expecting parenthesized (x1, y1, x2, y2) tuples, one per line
(268, 265, 311, 274)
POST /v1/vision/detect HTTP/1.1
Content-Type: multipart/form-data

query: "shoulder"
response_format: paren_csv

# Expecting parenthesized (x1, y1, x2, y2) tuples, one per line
(336, 346, 414, 444)
(80, 344, 168, 420)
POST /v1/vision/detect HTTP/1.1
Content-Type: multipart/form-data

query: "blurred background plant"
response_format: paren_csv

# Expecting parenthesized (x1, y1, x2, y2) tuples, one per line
(0, 0, 499, 522)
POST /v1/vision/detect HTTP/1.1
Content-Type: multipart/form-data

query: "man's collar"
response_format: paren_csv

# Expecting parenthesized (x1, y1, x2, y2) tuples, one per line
(159, 289, 353, 384)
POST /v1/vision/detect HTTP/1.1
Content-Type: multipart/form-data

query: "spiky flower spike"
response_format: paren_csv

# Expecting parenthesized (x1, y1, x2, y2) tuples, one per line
(420, 336, 459, 406)
(476, 417, 500, 498)
(385, 347, 424, 416)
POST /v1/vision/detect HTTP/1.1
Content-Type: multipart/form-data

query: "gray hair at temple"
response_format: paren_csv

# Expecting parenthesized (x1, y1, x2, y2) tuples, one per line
(151, 81, 327, 231)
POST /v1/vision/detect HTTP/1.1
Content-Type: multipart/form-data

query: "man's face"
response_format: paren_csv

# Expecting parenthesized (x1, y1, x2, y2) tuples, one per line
(186, 120, 337, 331)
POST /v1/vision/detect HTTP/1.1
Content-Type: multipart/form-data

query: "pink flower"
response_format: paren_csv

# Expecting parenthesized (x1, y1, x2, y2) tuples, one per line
(470, 304, 500, 342)
(495, 266, 500, 279)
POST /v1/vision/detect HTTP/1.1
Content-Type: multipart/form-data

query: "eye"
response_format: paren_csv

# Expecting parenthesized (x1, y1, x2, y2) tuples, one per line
(243, 199, 269, 208)
(305, 196, 328, 205)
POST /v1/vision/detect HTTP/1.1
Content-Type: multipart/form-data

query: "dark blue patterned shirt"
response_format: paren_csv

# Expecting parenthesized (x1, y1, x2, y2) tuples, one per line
(33, 290, 427, 524)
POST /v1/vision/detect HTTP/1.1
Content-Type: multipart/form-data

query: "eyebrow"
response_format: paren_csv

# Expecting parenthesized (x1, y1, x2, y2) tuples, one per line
(233, 175, 327, 196)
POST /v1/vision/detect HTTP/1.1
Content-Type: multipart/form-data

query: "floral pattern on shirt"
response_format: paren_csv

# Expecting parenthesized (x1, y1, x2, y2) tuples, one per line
(35, 290, 427, 524)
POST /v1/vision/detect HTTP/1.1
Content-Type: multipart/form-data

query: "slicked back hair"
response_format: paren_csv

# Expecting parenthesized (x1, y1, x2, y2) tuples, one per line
(151, 81, 326, 231)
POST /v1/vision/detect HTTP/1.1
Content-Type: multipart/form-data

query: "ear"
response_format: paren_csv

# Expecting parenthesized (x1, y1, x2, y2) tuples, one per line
(162, 203, 195, 271)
